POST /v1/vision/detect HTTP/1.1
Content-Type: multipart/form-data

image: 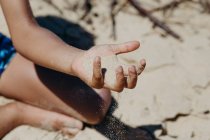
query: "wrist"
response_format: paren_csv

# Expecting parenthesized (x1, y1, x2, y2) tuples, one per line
(69, 48, 86, 77)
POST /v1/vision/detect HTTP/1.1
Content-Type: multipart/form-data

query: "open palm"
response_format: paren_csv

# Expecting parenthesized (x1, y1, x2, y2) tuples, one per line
(71, 41, 146, 92)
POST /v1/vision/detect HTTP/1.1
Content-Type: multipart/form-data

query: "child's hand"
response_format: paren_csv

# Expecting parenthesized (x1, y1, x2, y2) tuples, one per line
(71, 41, 146, 92)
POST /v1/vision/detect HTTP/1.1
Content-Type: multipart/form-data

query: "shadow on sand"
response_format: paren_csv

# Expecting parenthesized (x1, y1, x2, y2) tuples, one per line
(35, 15, 160, 140)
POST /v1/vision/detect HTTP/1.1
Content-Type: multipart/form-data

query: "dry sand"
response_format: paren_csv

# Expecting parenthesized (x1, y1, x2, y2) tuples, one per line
(1, 0, 210, 140)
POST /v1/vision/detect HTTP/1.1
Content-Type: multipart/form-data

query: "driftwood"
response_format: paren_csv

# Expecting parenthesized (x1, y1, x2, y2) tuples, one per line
(128, 0, 182, 41)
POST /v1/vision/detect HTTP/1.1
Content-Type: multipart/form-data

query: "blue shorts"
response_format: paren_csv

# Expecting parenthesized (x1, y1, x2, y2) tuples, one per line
(0, 33, 16, 75)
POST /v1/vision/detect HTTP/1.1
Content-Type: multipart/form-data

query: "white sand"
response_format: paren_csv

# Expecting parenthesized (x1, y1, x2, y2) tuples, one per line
(1, 0, 210, 140)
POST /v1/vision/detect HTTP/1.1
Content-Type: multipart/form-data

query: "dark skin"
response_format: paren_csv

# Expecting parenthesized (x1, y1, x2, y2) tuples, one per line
(0, 0, 146, 138)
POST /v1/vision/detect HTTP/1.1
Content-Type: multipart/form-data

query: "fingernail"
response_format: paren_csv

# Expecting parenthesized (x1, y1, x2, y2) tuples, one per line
(140, 59, 146, 66)
(117, 66, 123, 73)
(95, 56, 101, 62)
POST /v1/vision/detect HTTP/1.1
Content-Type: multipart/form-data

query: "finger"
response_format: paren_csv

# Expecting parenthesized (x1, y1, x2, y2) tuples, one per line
(137, 59, 146, 75)
(115, 66, 126, 92)
(111, 41, 140, 55)
(126, 65, 138, 89)
(121, 64, 129, 76)
(120, 58, 146, 76)
(92, 56, 104, 88)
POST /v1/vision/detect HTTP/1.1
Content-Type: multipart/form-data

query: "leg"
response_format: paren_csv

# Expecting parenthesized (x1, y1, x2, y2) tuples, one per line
(0, 102, 83, 139)
(0, 54, 112, 124)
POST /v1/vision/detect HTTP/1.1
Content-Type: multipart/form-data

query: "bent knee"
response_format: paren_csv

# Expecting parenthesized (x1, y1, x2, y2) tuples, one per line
(85, 108, 107, 125)
(85, 89, 112, 125)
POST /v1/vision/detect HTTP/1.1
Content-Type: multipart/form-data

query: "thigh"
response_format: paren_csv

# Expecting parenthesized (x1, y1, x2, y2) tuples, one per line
(0, 54, 111, 123)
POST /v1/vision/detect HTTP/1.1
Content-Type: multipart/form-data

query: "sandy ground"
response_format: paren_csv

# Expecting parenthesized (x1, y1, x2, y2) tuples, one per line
(1, 0, 210, 140)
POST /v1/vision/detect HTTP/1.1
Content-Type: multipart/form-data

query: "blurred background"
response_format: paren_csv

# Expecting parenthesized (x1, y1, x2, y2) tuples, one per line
(1, 0, 210, 140)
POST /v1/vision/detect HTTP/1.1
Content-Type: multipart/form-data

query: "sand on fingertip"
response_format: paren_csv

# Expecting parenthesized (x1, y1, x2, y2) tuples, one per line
(83, 53, 142, 89)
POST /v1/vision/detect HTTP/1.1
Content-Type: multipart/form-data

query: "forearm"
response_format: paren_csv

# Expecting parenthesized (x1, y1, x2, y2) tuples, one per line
(0, 0, 84, 75)
(12, 25, 84, 75)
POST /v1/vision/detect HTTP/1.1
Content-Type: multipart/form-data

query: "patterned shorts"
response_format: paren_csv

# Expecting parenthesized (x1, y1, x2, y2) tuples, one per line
(0, 33, 16, 75)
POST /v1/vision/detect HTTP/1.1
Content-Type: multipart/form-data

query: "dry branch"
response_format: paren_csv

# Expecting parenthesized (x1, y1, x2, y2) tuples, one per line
(110, 0, 118, 40)
(43, 0, 64, 15)
(129, 0, 182, 41)
(150, 0, 192, 13)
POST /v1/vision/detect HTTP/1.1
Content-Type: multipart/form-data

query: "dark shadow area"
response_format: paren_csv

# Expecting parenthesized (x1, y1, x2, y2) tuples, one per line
(93, 98, 160, 140)
(36, 16, 94, 50)
(35, 65, 104, 121)
(35, 15, 159, 140)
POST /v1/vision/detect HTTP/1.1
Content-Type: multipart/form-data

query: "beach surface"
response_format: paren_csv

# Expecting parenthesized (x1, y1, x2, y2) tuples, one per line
(1, 0, 210, 140)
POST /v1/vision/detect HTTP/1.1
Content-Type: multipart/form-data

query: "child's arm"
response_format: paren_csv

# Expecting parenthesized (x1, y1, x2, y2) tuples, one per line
(0, 0, 83, 75)
(0, 0, 146, 92)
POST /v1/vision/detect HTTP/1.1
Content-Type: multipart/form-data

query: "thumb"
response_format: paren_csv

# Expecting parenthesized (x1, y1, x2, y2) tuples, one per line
(112, 41, 140, 54)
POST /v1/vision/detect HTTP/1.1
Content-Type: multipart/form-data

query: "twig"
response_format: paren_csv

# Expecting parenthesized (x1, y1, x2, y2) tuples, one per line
(129, 0, 182, 41)
(199, 0, 210, 13)
(80, 0, 92, 20)
(150, 0, 192, 13)
(111, 0, 129, 40)
(110, 0, 118, 40)
(112, 0, 129, 16)
(43, 0, 64, 15)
